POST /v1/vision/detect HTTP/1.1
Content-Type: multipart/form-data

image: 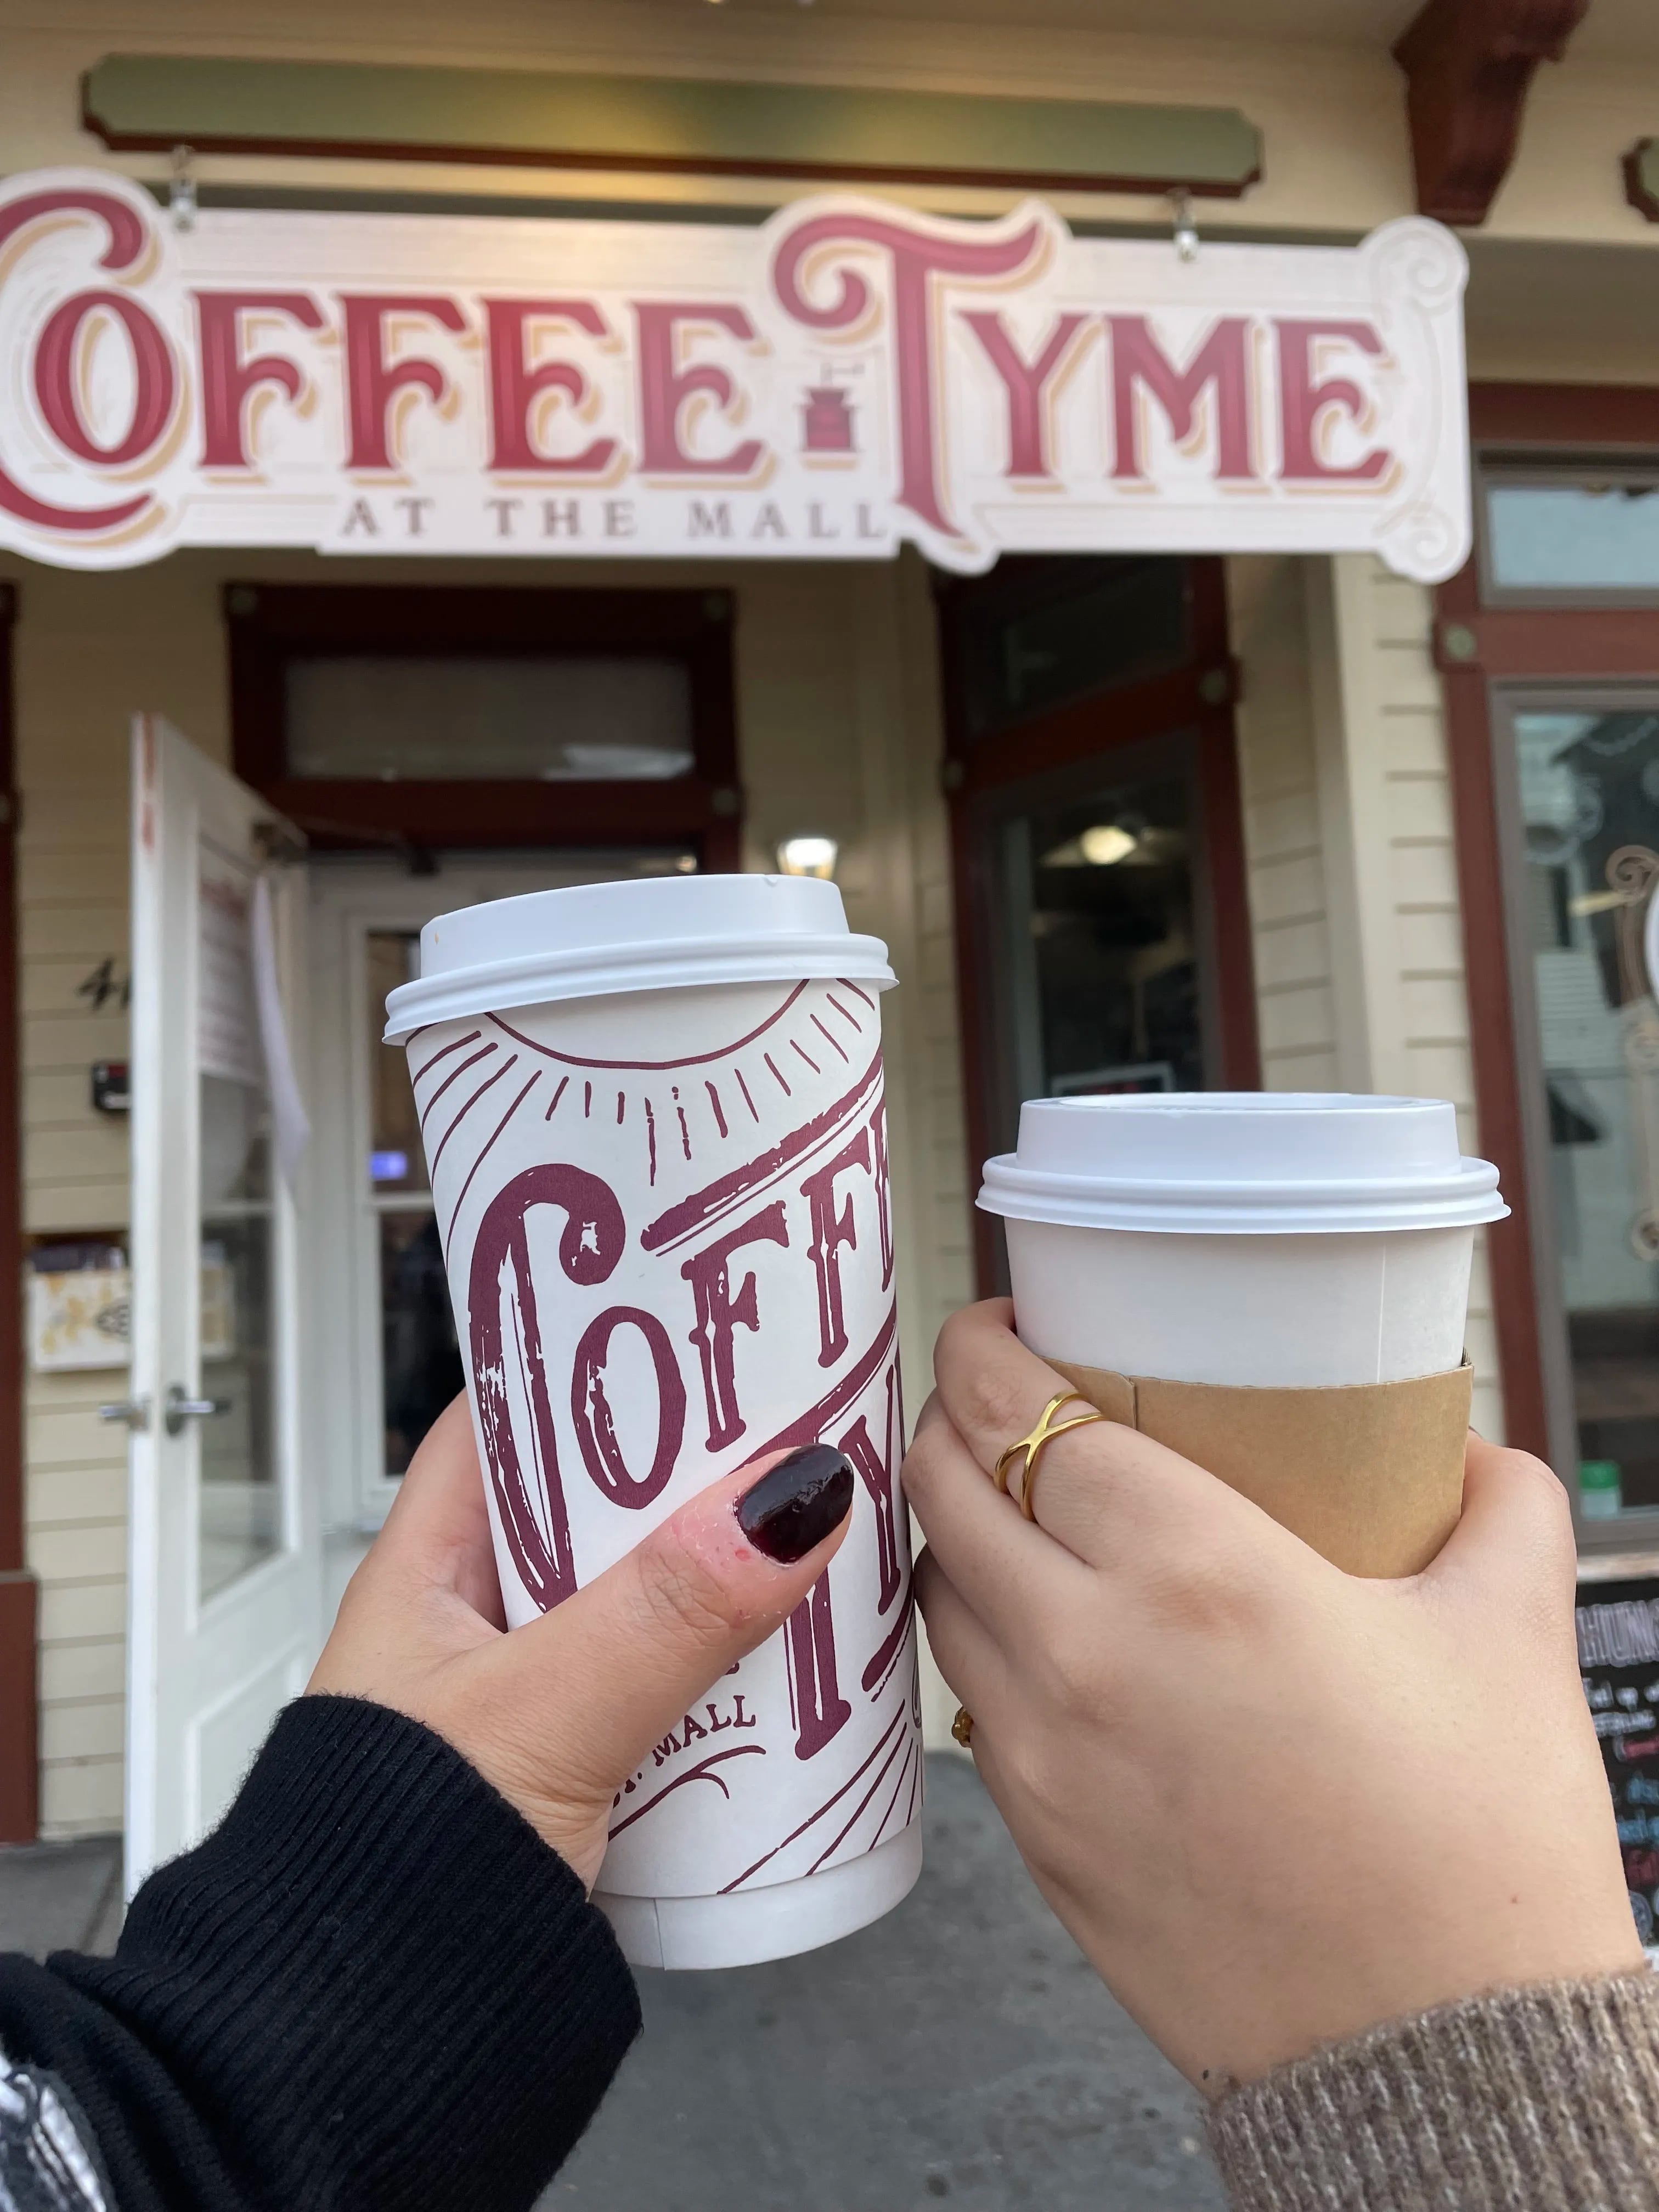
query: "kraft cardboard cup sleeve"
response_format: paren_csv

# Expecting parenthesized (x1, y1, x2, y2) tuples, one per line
(385, 876, 922, 1971)
(978, 1094, 1508, 1569)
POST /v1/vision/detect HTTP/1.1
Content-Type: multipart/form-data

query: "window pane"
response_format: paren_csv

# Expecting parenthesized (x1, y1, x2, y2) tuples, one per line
(1514, 706, 1659, 1515)
(1000, 771, 1204, 1107)
(368, 932, 427, 1197)
(1487, 482, 1659, 596)
(960, 561, 1190, 740)
(198, 862, 280, 1601)
(199, 1213, 278, 1600)
(381, 1211, 464, 1476)
(286, 656, 695, 780)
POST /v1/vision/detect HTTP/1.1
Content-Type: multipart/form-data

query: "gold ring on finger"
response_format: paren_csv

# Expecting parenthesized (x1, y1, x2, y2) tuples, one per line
(992, 1391, 1108, 1522)
(951, 1705, 975, 1748)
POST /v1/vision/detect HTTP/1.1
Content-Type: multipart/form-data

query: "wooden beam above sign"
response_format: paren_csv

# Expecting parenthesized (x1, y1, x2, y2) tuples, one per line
(1392, 0, 1588, 227)
(1625, 140, 1659, 221)
(80, 54, 1262, 199)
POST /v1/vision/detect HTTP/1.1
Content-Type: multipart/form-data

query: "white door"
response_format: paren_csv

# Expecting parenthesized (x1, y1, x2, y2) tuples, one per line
(123, 716, 318, 1888)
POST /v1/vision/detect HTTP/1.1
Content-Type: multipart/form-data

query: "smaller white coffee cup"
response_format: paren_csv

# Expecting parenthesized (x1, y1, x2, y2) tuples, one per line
(979, 1094, 1508, 1390)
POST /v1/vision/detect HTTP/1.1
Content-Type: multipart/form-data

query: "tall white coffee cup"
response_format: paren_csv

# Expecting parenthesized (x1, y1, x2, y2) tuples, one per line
(385, 876, 921, 1971)
(979, 1094, 1508, 1390)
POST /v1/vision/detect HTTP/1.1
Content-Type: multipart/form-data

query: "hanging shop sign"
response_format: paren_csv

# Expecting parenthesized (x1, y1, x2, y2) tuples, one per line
(0, 168, 1469, 579)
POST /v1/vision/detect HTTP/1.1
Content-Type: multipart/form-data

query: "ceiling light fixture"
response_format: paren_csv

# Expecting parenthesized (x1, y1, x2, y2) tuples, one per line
(777, 833, 838, 879)
(1079, 822, 1138, 866)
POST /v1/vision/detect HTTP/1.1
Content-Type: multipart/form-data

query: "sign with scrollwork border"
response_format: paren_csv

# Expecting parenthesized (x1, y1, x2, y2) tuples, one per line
(0, 168, 1469, 579)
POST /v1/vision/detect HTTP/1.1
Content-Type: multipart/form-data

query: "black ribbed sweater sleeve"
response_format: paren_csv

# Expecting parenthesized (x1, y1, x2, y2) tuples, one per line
(0, 1696, 642, 2212)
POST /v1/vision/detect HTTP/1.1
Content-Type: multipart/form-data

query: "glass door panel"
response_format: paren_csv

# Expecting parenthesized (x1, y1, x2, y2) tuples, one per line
(975, 733, 1217, 1197)
(320, 853, 699, 1522)
(197, 865, 280, 1602)
(942, 555, 1251, 1294)
(997, 768, 1204, 1111)
(1510, 701, 1659, 1518)
(365, 929, 460, 1477)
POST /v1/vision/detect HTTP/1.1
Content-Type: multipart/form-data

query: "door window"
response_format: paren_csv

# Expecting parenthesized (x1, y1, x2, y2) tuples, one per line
(940, 555, 1256, 1291)
(1510, 701, 1659, 1517)
(313, 850, 698, 1531)
(365, 930, 463, 1477)
(197, 861, 280, 1600)
(996, 768, 1204, 1108)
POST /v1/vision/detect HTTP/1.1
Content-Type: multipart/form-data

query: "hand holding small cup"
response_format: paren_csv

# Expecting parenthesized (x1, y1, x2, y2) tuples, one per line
(904, 1300, 1640, 2092)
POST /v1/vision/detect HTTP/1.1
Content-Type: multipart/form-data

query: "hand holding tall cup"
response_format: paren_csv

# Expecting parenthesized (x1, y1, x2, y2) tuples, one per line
(384, 876, 921, 1970)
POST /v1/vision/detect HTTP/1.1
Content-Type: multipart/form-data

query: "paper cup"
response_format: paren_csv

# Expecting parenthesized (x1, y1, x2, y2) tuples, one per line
(385, 877, 922, 1970)
(979, 1094, 1507, 1391)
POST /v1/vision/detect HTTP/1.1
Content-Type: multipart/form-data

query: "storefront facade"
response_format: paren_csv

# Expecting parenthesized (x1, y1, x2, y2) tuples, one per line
(1, 0, 1656, 1848)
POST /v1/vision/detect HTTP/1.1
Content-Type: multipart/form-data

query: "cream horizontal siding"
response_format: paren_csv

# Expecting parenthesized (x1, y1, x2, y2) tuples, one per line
(32, 1757, 124, 1835)
(1229, 555, 1342, 1096)
(1238, 554, 1502, 1438)
(8, 560, 139, 1833)
(38, 1639, 126, 1703)
(866, 554, 972, 1754)
(1310, 557, 1504, 1442)
(26, 1369, 128, 1838)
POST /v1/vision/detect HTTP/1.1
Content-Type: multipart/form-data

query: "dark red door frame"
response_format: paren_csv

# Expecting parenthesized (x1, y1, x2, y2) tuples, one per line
(936, 556, 1259, 1294)
(1439, 381, 1659, 1462)
(0, 584, 36, 1843)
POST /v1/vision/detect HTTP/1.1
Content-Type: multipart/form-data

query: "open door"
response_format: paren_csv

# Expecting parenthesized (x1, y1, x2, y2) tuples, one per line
(120, 717, 319, 1888)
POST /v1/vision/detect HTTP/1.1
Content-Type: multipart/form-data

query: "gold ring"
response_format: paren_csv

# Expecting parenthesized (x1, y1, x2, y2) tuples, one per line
(951, 1705, 974, 1748)
(992, 1391, 1107, 1521)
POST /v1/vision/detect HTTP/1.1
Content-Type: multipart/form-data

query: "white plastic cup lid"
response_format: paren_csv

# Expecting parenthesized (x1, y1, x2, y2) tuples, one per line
(978, 1093, 1507, 1235)
(383, 873, 894, 1042)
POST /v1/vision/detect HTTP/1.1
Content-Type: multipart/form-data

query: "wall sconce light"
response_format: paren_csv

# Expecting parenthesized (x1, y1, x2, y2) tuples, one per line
(777, 833, 839, 880)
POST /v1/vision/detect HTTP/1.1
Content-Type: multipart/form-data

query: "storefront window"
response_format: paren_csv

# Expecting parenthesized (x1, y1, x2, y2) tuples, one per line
(998, 771, 1203, 1104)
(1511, 703, 1659, 1515)
(199, 1071, 279, 1600)
(941, 554, 1251, 1293)
(1483, 472, 1659, 600)
(366, 930, 463, 1477)
(286, 656, 695, 781)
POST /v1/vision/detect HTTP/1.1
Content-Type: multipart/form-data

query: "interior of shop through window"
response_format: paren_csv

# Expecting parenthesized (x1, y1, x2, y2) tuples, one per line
(1509, 697, 1659, 1517)
(942, 554, 1254, 1288)
(1474, 456, 1659, 1525)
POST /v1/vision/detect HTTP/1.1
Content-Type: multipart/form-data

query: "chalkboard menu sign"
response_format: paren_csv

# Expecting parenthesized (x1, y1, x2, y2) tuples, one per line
(1577, 1577, 1659, 1951)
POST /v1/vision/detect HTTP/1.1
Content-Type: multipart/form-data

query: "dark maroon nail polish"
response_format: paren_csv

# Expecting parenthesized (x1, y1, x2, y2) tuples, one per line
(736, 1443, 854, 1563)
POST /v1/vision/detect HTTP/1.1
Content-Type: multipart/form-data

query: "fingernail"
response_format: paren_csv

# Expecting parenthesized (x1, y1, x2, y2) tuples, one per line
(736, 1443, 854, 1564)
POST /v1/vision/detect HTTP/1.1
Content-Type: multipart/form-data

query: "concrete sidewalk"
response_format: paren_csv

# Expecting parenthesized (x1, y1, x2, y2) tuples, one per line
(0, 1832, 122, 1960)
(558, 1757, 1220, 2212)
(0, 1761, 1222, 2211)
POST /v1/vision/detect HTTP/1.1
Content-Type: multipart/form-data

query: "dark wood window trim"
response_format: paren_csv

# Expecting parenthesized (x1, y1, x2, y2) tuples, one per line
(1469, 382, 1659, 448)
(937, 555, 1259, 1295)
(0, 584, 35, 1843)
(1441, 381, 1659, 1466)
(226, 584, 744, 870)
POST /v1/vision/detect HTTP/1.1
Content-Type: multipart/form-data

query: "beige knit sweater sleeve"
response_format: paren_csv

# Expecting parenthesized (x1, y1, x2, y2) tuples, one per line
(1207, 1970, 1659, 2211)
